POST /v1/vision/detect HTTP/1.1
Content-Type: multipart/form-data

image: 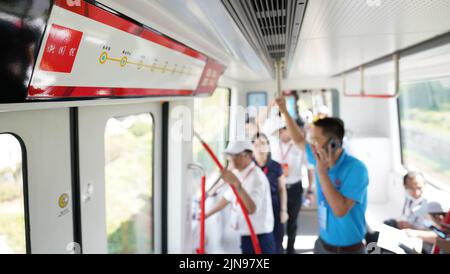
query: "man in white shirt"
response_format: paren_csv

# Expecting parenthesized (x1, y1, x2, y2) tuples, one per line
(366, 172, 430, 246)
(262, 114, 314, 254)
(384, 172, 428, 230)
(205, 141, 275, 254)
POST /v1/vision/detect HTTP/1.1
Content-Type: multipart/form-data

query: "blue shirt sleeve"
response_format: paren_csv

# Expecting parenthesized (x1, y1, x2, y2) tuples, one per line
(305, 143, 316, 166)
(340, 160, 369, 204)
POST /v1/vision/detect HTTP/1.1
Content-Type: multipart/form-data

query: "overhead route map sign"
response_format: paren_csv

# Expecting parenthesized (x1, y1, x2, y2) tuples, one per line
(28, 0, 226, 99)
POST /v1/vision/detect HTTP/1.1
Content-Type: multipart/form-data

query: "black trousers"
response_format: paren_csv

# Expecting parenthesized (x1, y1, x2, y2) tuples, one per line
(286, 181, 303, 252)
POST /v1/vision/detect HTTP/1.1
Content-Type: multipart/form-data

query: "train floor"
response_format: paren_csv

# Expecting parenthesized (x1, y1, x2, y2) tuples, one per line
(282, 209, 319, 254)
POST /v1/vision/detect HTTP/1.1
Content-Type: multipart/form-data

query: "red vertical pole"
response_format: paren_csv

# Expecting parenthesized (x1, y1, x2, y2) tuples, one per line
(194, 133, 262, 254)
(198, 175, 206, 254)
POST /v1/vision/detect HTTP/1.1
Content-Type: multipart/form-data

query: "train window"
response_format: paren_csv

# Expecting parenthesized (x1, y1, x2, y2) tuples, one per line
(0, 134, 27, 254)
(104, 113, 154, 254)
(192, 88, 230, 192)
(399, 43, 450, 188)
(398, 77, 450, 187)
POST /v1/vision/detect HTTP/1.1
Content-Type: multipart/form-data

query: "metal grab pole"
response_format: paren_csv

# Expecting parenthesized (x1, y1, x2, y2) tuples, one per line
(193, 132, 262, 254)
(276, 59, 283, 97)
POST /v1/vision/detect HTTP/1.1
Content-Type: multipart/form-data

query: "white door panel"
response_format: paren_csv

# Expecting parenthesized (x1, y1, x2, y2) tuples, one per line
(78, 103, 162, 254)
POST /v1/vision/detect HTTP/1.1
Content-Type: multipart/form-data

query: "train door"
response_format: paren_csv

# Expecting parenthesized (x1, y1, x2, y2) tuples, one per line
(77, 102, 162, 254)
(0, 108, 74, 254)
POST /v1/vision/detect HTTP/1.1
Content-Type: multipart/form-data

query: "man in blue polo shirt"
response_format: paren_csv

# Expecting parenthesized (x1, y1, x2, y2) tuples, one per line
(276, 97, 369, 254)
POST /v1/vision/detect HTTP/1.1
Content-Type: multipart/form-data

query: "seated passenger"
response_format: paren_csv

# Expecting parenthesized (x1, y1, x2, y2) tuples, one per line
(436, 210, 450, 254)
(204, 141, 275, 254)
(403, 201, 450, 253)
(252, 133, 288, 254)
(384, 172, 428, 230)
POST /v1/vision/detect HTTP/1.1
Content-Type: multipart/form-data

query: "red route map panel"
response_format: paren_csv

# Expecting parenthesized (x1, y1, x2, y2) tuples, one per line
(29, 0, 226, 99)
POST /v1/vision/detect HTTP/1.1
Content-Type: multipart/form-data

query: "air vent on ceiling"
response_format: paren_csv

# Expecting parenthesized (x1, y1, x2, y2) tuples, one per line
(221, 0, 307, 78)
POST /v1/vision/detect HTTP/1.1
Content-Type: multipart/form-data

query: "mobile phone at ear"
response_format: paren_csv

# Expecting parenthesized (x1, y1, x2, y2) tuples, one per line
(324, 138, 338, 154)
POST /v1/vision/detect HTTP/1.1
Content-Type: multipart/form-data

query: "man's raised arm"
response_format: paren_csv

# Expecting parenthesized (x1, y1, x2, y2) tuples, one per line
(275, 97, 307, 151)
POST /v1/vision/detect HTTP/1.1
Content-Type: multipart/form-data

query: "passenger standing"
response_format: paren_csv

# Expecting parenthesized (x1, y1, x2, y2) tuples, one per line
(258, 102, 314, 254)
(205, 141, 275, 254)
(252, 133, 288, 254)
(258, 101, 315, 254)
(276, 96, 369, 254)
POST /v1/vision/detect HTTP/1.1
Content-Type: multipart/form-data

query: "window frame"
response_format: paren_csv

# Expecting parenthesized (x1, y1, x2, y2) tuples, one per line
(247, 91, 268, 108)
(396, 77, 450, 193)
(396, 97, 405, 166)
(103, 112, 156, 254)
(192, 87, 231, 193)
(224, 87, 231, 149)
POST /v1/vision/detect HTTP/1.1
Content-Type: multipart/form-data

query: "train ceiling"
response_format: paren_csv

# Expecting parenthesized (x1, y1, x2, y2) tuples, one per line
(221, 0, 308, 78)
(96, 0, 450, 82)
(289, 0, 450, 78)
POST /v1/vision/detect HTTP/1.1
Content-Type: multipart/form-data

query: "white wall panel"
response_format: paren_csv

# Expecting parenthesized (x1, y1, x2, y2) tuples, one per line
(0, 109, 74, 254)
(78, 103, 162, 253)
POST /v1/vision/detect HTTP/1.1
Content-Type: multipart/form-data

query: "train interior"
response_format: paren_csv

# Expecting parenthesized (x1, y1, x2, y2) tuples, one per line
(0, 0, 450, 254)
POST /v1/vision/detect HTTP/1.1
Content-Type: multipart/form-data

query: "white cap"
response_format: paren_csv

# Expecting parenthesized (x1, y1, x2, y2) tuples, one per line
(262, 115, 286, 136)
(318, 105, 329, 115)
(427, 201, 449, 214)
(302, 110, 314, 124)
(225, 141, 254, 155)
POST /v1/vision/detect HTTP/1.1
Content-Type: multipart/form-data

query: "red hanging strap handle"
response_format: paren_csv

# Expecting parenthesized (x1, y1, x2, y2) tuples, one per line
(194, 132, 262, 254)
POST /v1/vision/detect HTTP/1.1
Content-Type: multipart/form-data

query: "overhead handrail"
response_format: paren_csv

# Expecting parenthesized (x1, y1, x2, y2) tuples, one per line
(343, 54, 400, 99)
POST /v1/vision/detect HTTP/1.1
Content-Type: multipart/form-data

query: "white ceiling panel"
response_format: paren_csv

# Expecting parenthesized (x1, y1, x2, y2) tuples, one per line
(289, 0, 450, 78)
(89, 0, 450, 82)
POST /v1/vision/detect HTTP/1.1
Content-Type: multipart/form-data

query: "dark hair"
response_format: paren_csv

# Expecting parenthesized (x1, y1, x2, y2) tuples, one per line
(246, 116, 256, 125)
(296, 117, 305, 128)
(251, 132, 272, 159)
(251, 132, 270, 145)
(403, 171, 425, 186)
(313, 117, 345, 143)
